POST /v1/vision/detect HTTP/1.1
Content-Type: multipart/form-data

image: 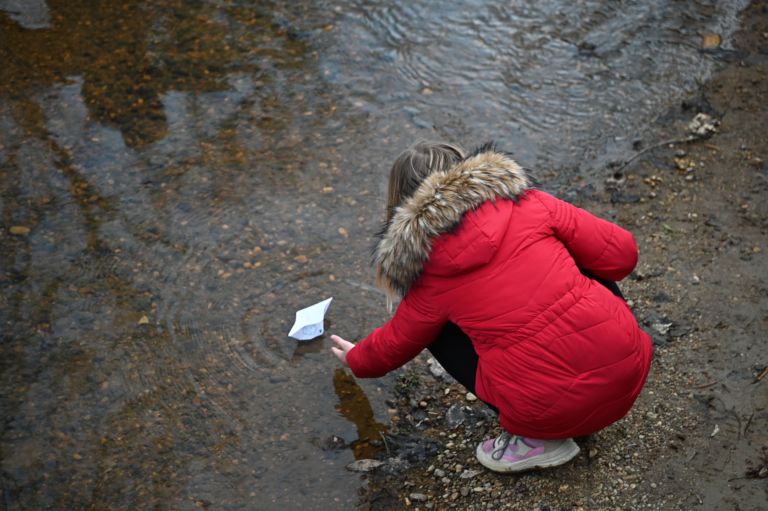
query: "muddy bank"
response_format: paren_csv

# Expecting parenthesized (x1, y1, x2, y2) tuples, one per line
(356, 3, 768, 510)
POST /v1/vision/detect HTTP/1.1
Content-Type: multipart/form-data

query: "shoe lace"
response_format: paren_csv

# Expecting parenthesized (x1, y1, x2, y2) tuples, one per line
(491, 431, 520, 461)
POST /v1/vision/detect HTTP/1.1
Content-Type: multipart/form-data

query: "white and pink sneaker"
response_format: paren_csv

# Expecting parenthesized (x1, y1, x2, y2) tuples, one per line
(475, 431, 580, 473)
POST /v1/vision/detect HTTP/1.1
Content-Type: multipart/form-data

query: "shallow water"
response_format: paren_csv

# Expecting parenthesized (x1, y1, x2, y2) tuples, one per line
(0, 0, 748, 509)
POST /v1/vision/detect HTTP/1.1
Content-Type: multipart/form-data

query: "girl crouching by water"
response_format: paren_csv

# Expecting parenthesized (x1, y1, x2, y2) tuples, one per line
(331, 141, 653, 473)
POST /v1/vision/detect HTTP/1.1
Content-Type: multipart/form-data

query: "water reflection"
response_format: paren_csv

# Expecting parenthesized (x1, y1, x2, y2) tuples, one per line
(0, 0, 314, 149)
(333, 369, 388, 460)
(0, 0, 749, 509)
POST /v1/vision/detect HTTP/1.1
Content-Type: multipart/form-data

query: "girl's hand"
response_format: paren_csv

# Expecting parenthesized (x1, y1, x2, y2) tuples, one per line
(330, 335, 355, 367)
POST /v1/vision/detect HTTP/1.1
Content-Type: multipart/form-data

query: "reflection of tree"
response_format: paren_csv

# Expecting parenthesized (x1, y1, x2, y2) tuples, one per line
(333, 368, 388, 460)
(0, 0, 310, 148)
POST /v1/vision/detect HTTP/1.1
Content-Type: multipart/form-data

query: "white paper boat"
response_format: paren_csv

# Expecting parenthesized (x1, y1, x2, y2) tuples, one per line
(288, 297, 333, 341)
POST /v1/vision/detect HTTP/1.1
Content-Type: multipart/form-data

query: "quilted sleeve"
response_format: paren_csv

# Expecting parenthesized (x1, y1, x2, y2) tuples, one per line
(533, 190, 639, 281)
(346, 287, 447, 378)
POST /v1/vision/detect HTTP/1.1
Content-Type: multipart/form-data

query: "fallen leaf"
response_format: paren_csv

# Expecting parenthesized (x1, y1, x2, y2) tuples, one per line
(9, 226, 30, 235)
(702, 33, 722, 49)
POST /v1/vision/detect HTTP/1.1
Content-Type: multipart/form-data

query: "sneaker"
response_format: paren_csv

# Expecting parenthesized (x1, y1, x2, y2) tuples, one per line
(475, 431, 580, 473)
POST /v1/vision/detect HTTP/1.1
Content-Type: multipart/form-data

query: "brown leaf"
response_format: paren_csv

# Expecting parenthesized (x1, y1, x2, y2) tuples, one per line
(9, 225, 30, 235)
(702, 34, 722, 49)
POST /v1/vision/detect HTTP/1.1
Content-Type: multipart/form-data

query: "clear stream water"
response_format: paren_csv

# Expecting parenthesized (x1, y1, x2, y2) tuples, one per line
(0, 0, 748, 509)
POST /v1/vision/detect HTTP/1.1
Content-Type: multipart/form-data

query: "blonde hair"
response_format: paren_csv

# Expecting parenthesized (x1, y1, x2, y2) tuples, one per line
(384, 141, 465, 226)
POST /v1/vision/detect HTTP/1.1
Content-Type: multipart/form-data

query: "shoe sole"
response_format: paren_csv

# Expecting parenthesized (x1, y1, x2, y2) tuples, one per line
(475, 439, 581, 473)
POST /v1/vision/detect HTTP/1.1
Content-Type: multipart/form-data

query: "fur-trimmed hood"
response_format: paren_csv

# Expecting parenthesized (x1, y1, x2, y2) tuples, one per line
(374, 147, 531, 298)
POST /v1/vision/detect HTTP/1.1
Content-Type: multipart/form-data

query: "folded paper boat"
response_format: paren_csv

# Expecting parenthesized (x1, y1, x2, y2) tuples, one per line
(288, 297, 333, 341)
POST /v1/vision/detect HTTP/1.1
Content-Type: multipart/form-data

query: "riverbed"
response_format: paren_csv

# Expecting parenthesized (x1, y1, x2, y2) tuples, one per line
(0, 1, 750, 509)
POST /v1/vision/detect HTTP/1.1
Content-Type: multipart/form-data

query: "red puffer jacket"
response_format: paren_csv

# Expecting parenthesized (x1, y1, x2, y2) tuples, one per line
(346, 149, 653, 439)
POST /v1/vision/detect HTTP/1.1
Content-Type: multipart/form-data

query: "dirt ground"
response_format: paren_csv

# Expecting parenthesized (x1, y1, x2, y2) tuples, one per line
(355, 2, 768, 510)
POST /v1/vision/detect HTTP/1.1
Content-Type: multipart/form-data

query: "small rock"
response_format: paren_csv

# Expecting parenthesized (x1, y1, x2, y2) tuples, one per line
(669, 320, 694, 338)
(692, 274, 700, 284)
(651, 322, 672, 335)
(465, 392, 477, 402)
(632, 268, 664, 281)
(409, 493, 428, 502)
(433, 468, 446, 478)
(460, 487, 470, 497)
(427, 357, 448, 379)
(688, 113, 719, 138)
(460, 469, 481, 479)
(346, 459, 384, 472)
(319, 435, 347, 451)
(138, 315, 150, 325)
(445, 404, 466, 429)
(674, 157, 695, 171)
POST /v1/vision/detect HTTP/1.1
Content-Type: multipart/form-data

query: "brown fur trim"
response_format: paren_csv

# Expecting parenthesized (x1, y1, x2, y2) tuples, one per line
(373, 150, 530, 297)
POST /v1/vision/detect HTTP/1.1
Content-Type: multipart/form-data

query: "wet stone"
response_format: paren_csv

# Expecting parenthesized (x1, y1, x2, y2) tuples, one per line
(409, 492, 428, 502)
(346, 459, 384, 472)
(318, 435, 347, 451)
(445, 404, 466, 429)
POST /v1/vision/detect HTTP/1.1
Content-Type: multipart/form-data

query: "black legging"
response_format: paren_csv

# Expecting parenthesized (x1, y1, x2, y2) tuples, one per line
(426, 271, 624, 413)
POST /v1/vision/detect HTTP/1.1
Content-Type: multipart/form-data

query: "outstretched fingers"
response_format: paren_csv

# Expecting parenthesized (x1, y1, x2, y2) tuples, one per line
(330, 334, 354, 366)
